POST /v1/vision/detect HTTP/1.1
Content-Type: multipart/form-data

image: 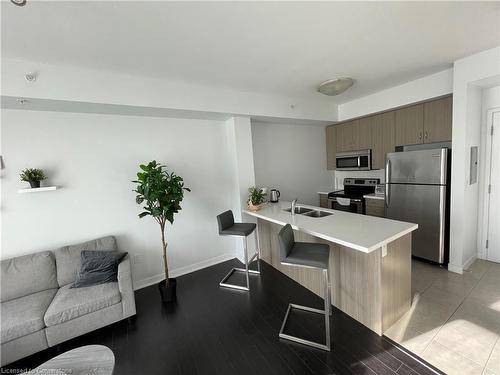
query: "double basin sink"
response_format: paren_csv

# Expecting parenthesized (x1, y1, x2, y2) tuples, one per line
(283, 207, 332, 218)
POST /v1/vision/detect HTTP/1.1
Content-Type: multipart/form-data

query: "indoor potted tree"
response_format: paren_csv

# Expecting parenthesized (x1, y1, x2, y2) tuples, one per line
(133, 160, 190, 303)
(20, 168, 46, 188)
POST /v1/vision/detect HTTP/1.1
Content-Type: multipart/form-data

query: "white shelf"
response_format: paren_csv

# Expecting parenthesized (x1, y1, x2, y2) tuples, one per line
(19, 186, 58, 194)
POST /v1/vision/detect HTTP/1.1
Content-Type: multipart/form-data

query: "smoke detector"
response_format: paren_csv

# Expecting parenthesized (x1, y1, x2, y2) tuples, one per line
(25, 73, 37, 82)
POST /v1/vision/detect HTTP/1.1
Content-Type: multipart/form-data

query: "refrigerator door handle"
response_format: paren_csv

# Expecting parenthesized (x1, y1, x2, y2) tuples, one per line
(440, 148, 448, 185)
(385, 159, 391, 207)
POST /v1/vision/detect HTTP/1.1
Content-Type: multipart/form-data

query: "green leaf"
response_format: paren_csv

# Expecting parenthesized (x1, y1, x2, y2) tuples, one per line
(138, 212, 150, 218)
(133, 161, 190, 221)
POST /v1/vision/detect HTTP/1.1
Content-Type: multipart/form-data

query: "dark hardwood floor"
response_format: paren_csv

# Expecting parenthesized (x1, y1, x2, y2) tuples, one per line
(2, 259, 443, 375)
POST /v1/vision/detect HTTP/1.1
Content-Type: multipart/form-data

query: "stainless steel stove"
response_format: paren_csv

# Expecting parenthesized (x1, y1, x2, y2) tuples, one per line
(328, 178, 380, 214)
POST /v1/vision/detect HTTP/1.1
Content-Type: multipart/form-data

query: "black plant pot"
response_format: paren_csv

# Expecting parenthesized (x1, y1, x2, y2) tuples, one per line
(29, 180, 41, 188)
(158, 278, 177, 303)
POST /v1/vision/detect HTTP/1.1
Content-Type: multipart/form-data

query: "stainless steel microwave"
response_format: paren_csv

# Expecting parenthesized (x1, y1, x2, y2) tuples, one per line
(335, 150, 372, 170)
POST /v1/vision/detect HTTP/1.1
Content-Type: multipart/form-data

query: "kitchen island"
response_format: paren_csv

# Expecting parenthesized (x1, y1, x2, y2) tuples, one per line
(244, 201, 418, 335)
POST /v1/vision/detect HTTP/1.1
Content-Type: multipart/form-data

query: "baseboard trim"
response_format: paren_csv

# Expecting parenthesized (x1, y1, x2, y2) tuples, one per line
(462, 254, 477, 271)
(447, 263, 463, 274)
(133, 253, 235, 290)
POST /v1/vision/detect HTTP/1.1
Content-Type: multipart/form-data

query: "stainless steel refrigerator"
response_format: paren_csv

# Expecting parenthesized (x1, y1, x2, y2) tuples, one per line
(385, 148, 450, 264)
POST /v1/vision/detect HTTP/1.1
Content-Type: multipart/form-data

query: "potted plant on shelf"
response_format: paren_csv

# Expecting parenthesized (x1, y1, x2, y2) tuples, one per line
(133, 160, 190, 303)
(20, 168, 46, 188)
(247, 187, 266, 211)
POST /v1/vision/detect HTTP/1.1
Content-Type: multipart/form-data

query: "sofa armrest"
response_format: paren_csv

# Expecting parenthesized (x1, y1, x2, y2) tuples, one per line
(118, 254, 136, 318)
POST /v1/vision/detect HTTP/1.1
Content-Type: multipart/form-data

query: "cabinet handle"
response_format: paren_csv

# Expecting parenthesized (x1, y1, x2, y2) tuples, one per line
(425, 131, 428, 139)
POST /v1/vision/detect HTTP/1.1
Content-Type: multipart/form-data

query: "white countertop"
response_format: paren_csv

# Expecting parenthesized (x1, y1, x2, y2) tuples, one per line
(363, 193, 385, 200)
(244, 201, 417, 253)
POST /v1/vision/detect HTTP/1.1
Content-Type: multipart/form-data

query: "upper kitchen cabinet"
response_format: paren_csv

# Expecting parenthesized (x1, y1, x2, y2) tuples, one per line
(337, 119, 371, 151)
(324, 96, 452, 171)
(357, 117, 373, 150)
(394, 104, 424, 146)
(371, 112, 395, 169)
(336, 121, 358, 152)
(326, 125, 337, 170)
(423, 96, 453, 143)
(394, 96, 452, 146)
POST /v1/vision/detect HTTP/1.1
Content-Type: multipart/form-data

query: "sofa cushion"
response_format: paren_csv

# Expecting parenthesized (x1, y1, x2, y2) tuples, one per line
(44, 282, 121, 327)
(54, 236, 117, 287)
(72, 251, 127, 288)
(1, 252, 58, 302)
(0, 289, 57, 343)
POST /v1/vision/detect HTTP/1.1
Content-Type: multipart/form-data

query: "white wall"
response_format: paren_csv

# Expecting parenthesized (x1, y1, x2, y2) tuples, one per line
(338, 69, 453, 120)
(0, 109, 240, 289)
(251, 121, 332, 205)
(449, 46, 500, 273)
(225, 117, 257, 261)
(477, 85, 500, 259)
(460, 85, 483, 268)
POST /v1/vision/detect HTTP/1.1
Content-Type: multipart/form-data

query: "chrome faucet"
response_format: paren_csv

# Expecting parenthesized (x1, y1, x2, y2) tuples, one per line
(291, 199, 298, 215)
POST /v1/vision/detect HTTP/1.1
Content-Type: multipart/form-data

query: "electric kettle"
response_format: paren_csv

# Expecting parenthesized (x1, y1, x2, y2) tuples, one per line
(269, 189, 280, 203)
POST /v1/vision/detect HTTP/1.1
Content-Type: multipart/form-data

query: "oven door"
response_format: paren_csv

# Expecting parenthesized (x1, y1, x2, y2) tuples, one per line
(330, 198, 364, 214)
(335, 150, 371, 170)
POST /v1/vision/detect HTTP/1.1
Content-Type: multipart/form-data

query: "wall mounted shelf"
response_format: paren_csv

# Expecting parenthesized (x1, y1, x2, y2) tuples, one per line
(19, 186, 58, 194)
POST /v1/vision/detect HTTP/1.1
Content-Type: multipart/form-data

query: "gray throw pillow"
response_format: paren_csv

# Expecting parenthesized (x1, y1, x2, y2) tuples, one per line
(72, 250, 127, 288)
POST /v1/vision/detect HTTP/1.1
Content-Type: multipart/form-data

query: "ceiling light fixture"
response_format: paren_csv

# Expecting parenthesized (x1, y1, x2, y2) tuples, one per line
(10, 0, 27, 6)
(318, 77, 354, 96)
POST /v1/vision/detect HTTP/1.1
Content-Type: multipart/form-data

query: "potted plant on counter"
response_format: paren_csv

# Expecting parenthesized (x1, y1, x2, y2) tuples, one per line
(20, 168, 46, 188)
(247, 186, 266, 211)
(133, 160, 190, 303)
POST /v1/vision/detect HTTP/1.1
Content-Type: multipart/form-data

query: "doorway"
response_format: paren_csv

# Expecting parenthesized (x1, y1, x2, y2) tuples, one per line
(485, 110, 500, 263)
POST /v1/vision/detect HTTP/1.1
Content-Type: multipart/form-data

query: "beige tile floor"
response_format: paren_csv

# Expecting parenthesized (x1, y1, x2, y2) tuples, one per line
(385, 259, 500, 375)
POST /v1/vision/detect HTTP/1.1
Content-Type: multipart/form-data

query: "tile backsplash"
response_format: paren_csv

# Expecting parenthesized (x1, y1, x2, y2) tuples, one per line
(333, 169, 385, 190)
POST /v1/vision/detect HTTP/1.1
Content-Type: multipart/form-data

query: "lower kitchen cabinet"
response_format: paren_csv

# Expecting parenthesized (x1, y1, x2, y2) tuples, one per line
(365, 198, 385, 217)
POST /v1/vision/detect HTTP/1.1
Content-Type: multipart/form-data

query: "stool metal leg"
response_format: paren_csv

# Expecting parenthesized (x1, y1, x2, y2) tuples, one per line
(244, 236, 250, 290)
(255, 225, 261, 274)
(324, 269, 331, 350)
(327, 268, 332, 316)
(278, 267, 331, 351)
(219, 232, 260, 291)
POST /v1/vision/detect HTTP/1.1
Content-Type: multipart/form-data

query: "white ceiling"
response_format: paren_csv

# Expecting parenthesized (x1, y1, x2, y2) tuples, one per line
(2, 1, 500, 104)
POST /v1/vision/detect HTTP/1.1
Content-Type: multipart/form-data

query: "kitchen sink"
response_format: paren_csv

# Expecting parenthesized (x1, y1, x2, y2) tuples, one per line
(303, 210, 333, 218)
(283, 207, 313, 214)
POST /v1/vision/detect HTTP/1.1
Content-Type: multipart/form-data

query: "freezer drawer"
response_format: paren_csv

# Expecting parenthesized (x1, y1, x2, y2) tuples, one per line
(386, 183, 446, 263)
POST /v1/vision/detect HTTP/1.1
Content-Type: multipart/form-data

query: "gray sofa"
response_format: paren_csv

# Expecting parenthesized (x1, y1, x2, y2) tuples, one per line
(0, 236, 136, 366)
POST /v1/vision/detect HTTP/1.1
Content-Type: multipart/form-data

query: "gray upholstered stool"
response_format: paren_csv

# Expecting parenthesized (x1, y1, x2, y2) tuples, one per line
(278, 224, 332, 351)
(217, 210, 261, 291)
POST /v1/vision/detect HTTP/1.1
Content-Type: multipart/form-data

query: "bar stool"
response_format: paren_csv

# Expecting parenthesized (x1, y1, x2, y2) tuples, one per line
(277, 224, 332, 351)
(217, 210, 261, 291)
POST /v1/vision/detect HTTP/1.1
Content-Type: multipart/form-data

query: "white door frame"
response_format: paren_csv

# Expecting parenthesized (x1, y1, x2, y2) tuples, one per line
(480, 107, 500, 260)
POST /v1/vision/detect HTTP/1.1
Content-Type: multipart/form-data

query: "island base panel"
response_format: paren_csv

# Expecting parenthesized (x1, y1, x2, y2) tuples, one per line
(257, 219, 411, 335)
